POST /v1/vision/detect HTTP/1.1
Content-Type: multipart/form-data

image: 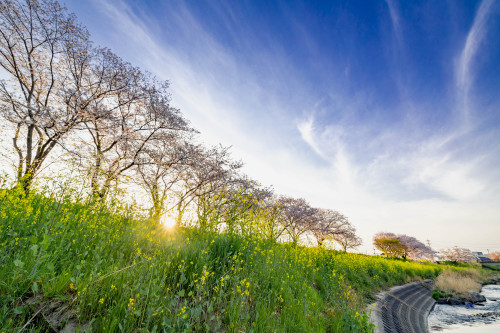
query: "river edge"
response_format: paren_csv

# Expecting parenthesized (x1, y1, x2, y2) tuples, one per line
(367, 278, 500, 333)
(428, 283, 500, 332)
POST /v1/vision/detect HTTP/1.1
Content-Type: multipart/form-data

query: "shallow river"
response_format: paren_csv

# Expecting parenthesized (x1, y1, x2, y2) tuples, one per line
(428, 285, 500, 332)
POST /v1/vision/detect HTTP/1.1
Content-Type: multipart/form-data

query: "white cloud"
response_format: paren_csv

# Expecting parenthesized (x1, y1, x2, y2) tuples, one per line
(404, 154, 484, 201)
(456, 0, 496, 121)
(297, 117, 328, 159)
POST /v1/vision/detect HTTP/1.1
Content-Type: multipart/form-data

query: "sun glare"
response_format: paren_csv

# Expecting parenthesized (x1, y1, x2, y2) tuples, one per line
(162, 215, 176, 229)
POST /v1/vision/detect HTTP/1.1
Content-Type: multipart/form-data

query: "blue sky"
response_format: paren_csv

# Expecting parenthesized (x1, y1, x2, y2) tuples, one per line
(64, 0, 500, 253)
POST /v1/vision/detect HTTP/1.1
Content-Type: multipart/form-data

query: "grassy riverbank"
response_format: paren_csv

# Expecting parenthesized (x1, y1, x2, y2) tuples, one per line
(1, 189, 445, 332)
(432, 265, 500, 300)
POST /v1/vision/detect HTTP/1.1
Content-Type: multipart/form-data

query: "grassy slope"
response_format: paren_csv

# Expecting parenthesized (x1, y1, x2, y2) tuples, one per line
(0, 190, 444, 332)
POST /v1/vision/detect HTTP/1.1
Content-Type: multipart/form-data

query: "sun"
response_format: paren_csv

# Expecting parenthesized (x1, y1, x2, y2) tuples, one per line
(161, 215, 176, 229)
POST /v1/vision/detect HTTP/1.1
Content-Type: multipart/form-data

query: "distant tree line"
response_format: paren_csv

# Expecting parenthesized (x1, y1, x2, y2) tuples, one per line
(489, 251, 500, 261)
(439, 247, 477, 263)
(0, 0, 362, 249)
(373, 232, 490, 263)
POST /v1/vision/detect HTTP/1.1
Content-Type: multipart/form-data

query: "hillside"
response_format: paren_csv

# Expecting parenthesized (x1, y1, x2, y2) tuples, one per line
(0, 189, 444, 332)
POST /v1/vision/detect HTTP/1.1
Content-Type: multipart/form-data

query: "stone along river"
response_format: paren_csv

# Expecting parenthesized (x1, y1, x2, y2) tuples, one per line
(428, 284, 500, 332)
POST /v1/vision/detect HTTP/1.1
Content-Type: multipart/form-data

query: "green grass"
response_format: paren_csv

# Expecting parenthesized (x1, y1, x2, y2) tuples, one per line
(483, 264, 500, 271)
(0, 188, 445, 332)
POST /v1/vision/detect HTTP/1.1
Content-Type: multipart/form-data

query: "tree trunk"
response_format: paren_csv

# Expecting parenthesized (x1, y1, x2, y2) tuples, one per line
(151, 201, 163, 223)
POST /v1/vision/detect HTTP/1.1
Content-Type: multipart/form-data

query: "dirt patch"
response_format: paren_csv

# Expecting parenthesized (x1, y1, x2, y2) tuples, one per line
(24, 294, 91, 332)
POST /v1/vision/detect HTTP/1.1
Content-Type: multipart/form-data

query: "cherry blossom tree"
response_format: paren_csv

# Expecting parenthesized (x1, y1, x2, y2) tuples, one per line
(440, 247, 477, 263)
(173, 144, 243, 226)
(134, 133, 196, 222)
(331, 227, 363, 252)
(373, 232, 407, 258)
(0, 0, 92, 192)
(276, 196, 317, 245)
(397, 234, 435, 261)
(373, 232, 434, 260)
(310, 209, 351, 248)
(206, 176, 274, 235)
(69, 68, 192, 199)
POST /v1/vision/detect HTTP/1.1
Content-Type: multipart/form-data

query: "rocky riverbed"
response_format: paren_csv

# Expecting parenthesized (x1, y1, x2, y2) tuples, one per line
(428, 284, 500, 331)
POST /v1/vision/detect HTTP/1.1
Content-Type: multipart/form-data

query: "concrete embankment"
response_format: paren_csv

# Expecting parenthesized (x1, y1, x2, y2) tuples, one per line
(369, 280, 435, 333)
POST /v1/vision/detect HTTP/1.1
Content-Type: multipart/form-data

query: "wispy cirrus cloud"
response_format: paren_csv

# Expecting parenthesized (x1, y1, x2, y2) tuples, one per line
(297, 117, 328, 160)
(94, 0, 247, 146)
(456, 0, 496, 121)
(385, 0, 403, 47)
